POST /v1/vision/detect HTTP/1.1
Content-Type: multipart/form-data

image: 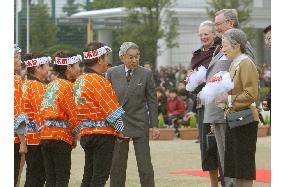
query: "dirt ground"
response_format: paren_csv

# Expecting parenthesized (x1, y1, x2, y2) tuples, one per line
(19, 136, 271, 187)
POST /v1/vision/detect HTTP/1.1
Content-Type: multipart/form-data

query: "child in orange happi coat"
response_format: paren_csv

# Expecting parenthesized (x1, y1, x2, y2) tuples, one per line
(22, 53, 51, 187)
(40, 51, 81, 187)
(74, 41, 127, 187)
(14, 44, 28, 187)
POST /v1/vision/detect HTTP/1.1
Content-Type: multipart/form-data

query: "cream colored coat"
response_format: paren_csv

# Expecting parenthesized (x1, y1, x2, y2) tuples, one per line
(225, 54, 260, 122)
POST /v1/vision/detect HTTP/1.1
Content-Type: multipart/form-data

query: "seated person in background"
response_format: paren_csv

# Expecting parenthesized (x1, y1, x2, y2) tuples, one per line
(177, 81, 186, 92)
(164, 88, 170, 98)
(178, 89, 196, 127)
(164, 88, 185, 132)
(178, 89, 194, 112)
(257, 105, 265, 126)
(156, 87, 167, 114)
(156, 87, 167, 128)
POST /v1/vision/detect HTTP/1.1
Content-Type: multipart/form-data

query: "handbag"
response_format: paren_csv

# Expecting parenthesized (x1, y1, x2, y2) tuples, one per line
(227, 108, 254, 129)
(206, 131, 217, 151)
(227, 63, 255, 129)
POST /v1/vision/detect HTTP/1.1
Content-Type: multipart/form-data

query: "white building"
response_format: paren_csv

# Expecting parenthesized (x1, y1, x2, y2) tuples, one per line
(157, 0, 271, 68)
(21, 0, 271, 68)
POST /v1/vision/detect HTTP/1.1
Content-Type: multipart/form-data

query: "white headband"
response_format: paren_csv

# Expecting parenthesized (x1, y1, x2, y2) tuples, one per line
(83, 46, 112, 60)
(24, 56, 52, 68)
(54, 54, 82, 65)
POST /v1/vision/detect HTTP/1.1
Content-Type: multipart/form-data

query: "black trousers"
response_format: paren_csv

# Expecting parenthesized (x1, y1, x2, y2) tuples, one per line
(24, 145, 46, 187)
(40, 140, 72, 187)
(197, 108, 218, 171)
(80, 134, 115, 187)
(14, 143, 21, 187)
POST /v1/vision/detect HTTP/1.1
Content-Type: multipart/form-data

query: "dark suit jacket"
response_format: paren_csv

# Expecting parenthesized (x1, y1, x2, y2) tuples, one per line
(106, 65, 158, 138)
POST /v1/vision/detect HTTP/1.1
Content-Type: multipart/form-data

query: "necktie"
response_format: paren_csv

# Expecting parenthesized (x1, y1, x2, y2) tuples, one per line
(126, 69, 132, 82)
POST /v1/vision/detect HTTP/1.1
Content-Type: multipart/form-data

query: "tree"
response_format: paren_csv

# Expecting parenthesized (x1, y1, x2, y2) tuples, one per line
(63, 0, 80, 16)
(116, 0, 179, 69)
(61, 0, 87, 49)
(30, 2, 57, 53)
(56, 18, 87, 50)
(85, 0, 179, 68)
(207, 0, 252, 26)
(89, 0, 123, 10)
(207, 0, 255, 43)
(41, 44, 82, 56)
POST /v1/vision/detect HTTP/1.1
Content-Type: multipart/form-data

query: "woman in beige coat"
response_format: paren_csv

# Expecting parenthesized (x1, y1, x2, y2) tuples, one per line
(216, 28, 259, 187)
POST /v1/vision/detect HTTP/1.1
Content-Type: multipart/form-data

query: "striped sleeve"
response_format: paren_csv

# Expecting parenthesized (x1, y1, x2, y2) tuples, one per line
(112, 117, 124, 132)
(106, 107, 125, 123)
(14, 113, 28, 133)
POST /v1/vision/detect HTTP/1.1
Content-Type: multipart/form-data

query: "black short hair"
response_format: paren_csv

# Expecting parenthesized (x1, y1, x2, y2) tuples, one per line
(178, 88, 188, 97)
(53, 50, 69, 76)
(83, 41, 106, 67)
(263, 25, 271, 34)
(169, 87, 177, 94)
(156, 86, 165, 94)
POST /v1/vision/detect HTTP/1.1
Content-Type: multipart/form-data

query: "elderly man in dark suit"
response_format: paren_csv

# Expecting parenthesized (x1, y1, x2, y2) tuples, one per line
(106, 42, 160, 187)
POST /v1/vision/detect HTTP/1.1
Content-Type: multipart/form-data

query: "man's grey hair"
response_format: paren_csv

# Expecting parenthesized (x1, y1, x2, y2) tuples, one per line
(199, 20, 216, 34)
(223, 28, 247, 53)
(215, 9, 239, 28)
(119, 42, 139, 56)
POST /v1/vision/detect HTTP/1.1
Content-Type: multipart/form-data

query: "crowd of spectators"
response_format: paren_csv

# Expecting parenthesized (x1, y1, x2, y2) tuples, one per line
(152, 63, 271, 133)
(257, 63, 271, 87)
(19, 62, 271, 132)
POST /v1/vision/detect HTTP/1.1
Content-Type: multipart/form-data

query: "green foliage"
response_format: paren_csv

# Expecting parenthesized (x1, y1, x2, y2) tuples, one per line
(259, 86, 270, 100)
(180, 114, 197, 128)
(88, 0, 123, 10)
(189, 115, 197, 128)
(263, 114, 270, 125)
(115, 0, 179, 69)
(207, 0, 252, 25)
(111, 30, 124, 66)
(61, 0, 86, 49)
(41, 44, 82, 56)
(30, 2, 57, 53)
(206, 0, 255, 42)
(63, 0, 80, 16)
(158, 113, 165, 128)
(57, 19, 87, 50)
(84, 0, 178, 69)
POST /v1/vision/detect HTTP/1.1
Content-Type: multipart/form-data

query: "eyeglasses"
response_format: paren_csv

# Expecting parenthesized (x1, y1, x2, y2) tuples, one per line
(215, 20, 229, 27)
